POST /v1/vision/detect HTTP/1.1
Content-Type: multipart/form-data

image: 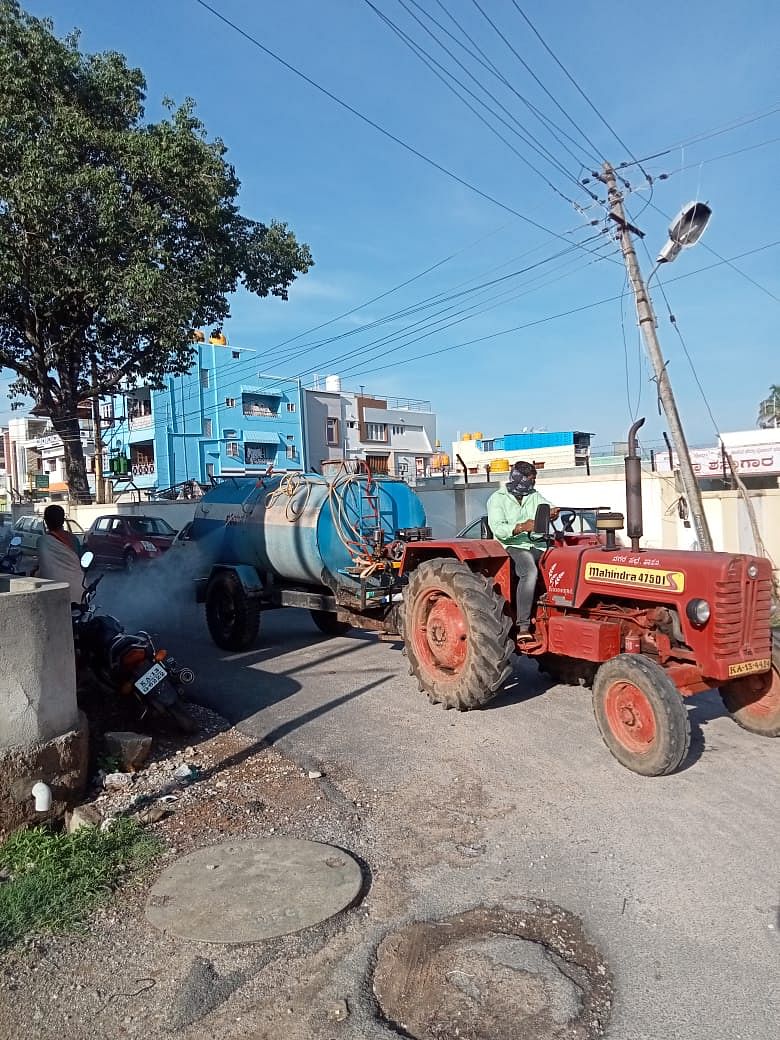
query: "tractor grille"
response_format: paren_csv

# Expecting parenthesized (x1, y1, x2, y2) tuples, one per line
(712, 564, 773, 661)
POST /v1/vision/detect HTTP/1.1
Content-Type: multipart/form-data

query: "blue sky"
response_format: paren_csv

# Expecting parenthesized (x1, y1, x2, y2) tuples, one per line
(3, 0, 779, 452)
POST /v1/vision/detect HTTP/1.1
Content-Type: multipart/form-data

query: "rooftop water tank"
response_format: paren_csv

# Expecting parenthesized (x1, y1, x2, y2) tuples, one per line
(325, 374, 342, 393)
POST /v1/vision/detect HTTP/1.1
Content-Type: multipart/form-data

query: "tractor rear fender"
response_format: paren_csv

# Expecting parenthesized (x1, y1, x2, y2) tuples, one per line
(400, 540, 512, 604)
(195, 564, 265, 604)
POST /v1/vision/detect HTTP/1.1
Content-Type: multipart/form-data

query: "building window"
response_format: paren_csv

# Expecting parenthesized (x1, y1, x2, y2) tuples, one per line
(245, 442, 273, 465)
(286, 443, 297, 460)
(242, 392, 278, 417)
(225, 397, 236, 408)
(226, 441, 239, 457)
(206, 463, 214, 479)
(286, 402, 297, 412)
(391, 425, 405, 436)
(200, 369, 209, 389)
(365, 422, 388, 443)
(203, 418, 212, 438)
(326, 417, 340, 446)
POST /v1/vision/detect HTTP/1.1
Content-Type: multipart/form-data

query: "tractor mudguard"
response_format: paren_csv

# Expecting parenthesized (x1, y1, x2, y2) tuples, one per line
(401, 540, 512, 604)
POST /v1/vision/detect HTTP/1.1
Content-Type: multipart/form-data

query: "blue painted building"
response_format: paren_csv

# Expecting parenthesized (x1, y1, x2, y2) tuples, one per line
(105, 341, 304, 493)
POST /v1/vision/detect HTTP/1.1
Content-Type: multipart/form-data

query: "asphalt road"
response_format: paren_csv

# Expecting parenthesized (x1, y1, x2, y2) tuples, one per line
(105, 571, 779, 1040)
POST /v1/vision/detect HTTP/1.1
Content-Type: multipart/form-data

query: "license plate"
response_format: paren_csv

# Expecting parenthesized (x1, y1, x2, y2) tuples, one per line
(134, 662, 168, 695)
(728, 658, 771, 678)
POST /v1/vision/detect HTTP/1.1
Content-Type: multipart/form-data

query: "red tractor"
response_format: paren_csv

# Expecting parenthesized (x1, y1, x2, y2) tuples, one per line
(399, 420, 779, 776)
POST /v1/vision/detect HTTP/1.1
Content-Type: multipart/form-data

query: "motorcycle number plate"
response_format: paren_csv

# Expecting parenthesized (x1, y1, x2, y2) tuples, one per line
(135, 662, 168, 696)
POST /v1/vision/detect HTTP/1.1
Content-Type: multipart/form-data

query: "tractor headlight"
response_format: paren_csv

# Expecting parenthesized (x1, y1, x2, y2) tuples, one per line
(686, 598, 711, 626)
(747, 563, 759, 579)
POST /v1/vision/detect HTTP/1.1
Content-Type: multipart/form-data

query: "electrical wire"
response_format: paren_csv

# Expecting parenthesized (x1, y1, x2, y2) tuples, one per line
(192, 0, 596, 246)
(510, 2, 652, 183)
(362, 0, 590, 204)
(656, 136, 780, 179)
(108, 239, 780, 442)
(617, 102, 780, 169)
(469, 0, 605, 164)
(423, 0, 597, 172)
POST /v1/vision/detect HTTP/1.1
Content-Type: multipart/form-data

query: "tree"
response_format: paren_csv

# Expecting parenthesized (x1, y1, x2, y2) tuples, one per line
(0, 2, 313, 501)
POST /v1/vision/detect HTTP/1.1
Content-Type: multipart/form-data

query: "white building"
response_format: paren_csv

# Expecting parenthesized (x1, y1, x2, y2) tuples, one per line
(452, 429, 593, 475)
(304, 378, 437, 480)
(4, 413, 96, 501)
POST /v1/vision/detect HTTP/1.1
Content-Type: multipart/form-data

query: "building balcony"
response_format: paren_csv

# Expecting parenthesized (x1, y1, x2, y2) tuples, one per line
(129, 413, 154, 431)
(129, 462, 157, 488)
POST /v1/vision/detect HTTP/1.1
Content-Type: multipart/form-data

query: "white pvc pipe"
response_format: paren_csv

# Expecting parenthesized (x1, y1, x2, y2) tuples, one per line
(32, 782, 52, 812)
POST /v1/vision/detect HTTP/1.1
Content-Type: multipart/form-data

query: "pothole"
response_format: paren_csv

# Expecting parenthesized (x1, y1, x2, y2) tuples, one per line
(372, 904, 612, 1039)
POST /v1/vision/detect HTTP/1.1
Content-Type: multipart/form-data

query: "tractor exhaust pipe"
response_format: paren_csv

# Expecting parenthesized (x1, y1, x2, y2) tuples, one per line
(625, 418, 645, 551)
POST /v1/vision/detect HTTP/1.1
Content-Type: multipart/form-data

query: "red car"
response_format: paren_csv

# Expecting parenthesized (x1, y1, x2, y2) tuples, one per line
(84, 515, 177, 570)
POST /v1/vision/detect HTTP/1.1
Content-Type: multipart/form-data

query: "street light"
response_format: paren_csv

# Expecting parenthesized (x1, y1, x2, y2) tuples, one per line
(656, 201, 713, 263)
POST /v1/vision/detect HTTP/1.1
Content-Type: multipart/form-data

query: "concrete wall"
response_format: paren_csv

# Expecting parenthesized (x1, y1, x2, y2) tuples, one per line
(0, 577, 78, 748)
(68, 500, 198, 534)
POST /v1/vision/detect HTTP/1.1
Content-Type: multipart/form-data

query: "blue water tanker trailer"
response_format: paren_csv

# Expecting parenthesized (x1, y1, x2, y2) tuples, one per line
(192, 469, 429, 650)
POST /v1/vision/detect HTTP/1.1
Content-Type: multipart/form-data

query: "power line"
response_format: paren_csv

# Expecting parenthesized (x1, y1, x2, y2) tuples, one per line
(192, 0, 593, 245)
(362, 0, 587, 204)
(656, 135, 780, 179)
(469, 0, 606, 164)
(406, 0, 599, 174)
(617, 102, 780, 169)
(510, 2, 651, 182)
(106, 237, 780, 450)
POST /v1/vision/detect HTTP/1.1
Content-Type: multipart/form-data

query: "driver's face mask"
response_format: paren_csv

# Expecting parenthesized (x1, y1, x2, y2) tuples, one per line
(508, 474, 536, 499)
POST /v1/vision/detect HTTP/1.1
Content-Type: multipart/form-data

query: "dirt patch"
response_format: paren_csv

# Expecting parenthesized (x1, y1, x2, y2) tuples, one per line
(373, 904, 612, 1040)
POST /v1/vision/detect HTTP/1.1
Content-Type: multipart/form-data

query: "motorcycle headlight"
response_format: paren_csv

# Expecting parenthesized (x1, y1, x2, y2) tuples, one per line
(747, 563, 759, 579)
(140, 540, 157, 552)
(686, 598, 711, 626)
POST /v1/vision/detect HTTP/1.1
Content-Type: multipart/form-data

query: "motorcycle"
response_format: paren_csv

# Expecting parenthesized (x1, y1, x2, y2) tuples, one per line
(0, 535, 24, 574)
(73, 551, 198, 733)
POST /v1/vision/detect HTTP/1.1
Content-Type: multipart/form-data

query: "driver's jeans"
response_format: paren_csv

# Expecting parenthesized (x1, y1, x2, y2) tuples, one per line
(505, 546, 543, 631)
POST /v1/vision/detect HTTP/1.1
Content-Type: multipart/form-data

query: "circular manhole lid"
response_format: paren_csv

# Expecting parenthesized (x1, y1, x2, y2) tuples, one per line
(145, 838, 363, 943)
(373, 904, 612, 1039)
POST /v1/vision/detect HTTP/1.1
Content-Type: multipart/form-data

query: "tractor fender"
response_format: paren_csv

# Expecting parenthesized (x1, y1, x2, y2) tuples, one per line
(401, 540, 512, 604)
(196, 564, 265, 604)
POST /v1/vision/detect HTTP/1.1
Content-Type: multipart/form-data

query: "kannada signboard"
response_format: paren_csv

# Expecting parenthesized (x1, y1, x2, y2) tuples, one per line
(656, 444, 780, 477)
(34, 473, 50, 489)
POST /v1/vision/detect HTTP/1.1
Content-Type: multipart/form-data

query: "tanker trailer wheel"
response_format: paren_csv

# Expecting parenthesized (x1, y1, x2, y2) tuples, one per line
(310, 609, 352, 637)
(592, 655, 690, 776)
(404, 558, 514, 710)
(205, 572, 261, 651)
(720, 636, 780, 736)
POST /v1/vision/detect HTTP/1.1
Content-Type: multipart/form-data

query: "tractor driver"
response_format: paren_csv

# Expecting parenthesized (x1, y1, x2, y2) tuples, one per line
(486, 461, 558, 643)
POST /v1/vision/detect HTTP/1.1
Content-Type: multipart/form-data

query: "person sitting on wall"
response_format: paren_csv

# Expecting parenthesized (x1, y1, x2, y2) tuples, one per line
(486, 461, 558, 643)
(36, 504, 84, 605)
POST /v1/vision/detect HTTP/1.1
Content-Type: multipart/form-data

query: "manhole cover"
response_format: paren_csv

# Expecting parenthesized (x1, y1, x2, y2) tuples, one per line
(145, 838, 363, 943)
(373, 905, 612, 1039)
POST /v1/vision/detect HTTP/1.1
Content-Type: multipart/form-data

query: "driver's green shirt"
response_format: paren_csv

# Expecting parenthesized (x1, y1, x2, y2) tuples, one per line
(486, 485, 550, 550)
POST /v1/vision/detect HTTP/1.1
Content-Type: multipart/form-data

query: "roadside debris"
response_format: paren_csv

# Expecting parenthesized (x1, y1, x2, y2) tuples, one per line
(104, 732, 152, 772)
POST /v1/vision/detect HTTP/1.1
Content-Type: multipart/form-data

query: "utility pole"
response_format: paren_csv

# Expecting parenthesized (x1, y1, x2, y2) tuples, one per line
(90, 359, 106, 505)
(601, 163, 713, 551)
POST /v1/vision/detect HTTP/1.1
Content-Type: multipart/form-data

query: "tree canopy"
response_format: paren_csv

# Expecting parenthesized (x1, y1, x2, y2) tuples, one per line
(0, 1, 313, 499)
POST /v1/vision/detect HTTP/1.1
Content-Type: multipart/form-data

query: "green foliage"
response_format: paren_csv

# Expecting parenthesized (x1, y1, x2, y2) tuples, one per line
(0, 0, 312, 498)
(0, 818, 160, 948)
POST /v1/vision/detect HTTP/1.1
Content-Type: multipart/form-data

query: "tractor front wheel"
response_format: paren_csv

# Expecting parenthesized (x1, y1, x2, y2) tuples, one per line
(592, 655, 690, 776)
(403, 558, 514, 710)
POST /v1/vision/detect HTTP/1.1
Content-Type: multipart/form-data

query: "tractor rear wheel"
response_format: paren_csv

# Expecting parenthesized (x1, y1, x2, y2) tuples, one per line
(592, 655, 690, 776)
(720, 639, 780, 737)
(403, 558, 514, 710)
(205, 572, 261, 651)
